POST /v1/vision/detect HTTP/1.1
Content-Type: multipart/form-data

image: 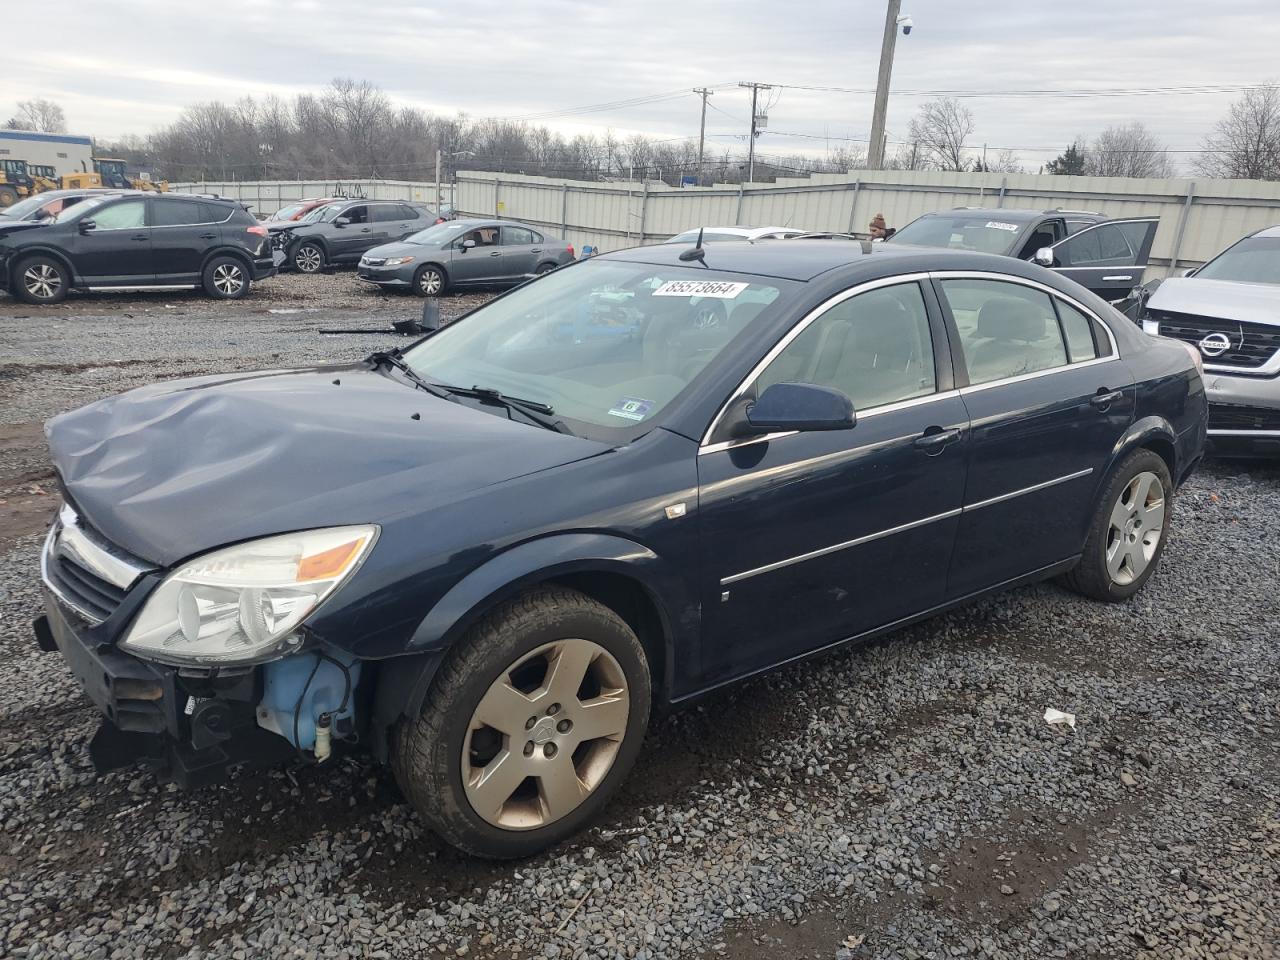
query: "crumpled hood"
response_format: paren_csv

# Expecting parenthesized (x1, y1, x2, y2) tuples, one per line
(1147, 277, 1280, 327)
(46, 365, 608, 566)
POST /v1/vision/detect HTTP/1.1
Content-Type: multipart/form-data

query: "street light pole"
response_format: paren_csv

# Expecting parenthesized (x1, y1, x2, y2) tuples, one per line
(867, 0, 903, 170)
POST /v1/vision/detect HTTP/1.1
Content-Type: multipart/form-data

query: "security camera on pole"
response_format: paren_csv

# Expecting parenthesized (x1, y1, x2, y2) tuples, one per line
(866, 1, 914, 170)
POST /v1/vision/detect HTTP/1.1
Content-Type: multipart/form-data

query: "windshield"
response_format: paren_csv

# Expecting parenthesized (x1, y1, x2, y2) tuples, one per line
(1194, 236, 1280, 286)
(401, 260, 793, 441)
(406, 221, 470, 244)
(889, 215, 1024, 255)
(270, 202, 306, 221)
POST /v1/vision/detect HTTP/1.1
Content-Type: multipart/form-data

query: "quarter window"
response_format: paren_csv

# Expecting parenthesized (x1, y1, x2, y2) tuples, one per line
(941, 279, 1067, 385)
(90, 200, 146, 231)
(1056, 300, 1100, 363)
(755, 282, 937, 411)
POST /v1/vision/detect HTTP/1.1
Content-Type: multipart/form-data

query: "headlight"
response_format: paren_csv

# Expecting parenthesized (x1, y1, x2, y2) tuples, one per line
(383, 256, 415, 266)
(121, 525, 377, 665)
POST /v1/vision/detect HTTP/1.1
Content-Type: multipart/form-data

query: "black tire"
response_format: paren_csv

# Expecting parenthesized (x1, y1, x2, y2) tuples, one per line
(292, 241, 325, 274)
(1061, 448, 1173, 602)
(413, 264, 447, 297)
(202, 256, 251, 300)
(13, 255, 70, 305)
(534, 262, 557, 276)
(393, 587, 651, 859)
(0, 186, 19, 208)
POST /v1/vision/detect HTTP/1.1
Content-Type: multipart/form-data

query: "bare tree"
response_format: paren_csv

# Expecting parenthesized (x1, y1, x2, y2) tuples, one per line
(1085, 122, 1173, 178)
(906, 98, 975, 171)
(8, 98, 67, 132)
(1196, 84, 1280, 181)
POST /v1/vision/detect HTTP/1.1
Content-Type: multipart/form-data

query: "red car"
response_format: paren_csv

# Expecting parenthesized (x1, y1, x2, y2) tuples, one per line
(265, 198, 341, 222)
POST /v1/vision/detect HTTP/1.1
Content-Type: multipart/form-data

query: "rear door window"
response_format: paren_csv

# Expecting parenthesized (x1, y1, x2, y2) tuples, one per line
(503, 226, 536, 245)
(941, 279, 1069, 385)
(151, 200, 211, 226)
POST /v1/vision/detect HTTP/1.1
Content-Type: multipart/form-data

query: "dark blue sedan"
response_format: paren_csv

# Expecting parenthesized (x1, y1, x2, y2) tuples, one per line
(34, 240, 1206, 858)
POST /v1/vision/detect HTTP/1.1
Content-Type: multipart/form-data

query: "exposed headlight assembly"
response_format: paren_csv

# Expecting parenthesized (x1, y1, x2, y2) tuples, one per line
(383, 256, 415, 266)
(121, 526, 377, 665)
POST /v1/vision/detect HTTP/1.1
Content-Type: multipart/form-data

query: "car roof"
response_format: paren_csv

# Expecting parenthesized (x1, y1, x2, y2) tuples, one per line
(1251, 224, 1280, 238)
(917, 207, 1105, 222)
(601, 237, 1040, 282)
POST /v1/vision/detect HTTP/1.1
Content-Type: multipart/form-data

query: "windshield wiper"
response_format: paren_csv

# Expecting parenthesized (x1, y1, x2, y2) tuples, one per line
(367, 350, 451, 400)
(438, 384, 574, 435)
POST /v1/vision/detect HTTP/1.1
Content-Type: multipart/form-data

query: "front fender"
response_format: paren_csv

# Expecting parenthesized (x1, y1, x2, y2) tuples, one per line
(407, 532, 669, 654)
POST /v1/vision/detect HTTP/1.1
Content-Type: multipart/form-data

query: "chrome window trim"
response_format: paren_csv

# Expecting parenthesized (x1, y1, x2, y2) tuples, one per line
(719, 467, 1095, 585)
(957, 355, 1116, 395)
(698, 272, 936, 449)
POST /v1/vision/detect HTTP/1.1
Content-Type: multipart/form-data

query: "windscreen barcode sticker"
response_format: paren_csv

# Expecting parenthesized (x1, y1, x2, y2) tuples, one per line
(985, 221, 1020, 232)
(652, 280, 749, 299)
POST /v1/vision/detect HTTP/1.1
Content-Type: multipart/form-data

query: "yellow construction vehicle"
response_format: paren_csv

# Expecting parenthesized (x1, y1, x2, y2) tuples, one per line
(90, 157, 168, 193)
(0, 159, 37, 207)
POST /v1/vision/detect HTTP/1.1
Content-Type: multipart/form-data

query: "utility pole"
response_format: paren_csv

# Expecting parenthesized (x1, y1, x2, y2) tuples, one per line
(434, 148, 442, 213)
(739, 81, 771, 183)
(694, 87, 713, 185)
(867, 0, 903, 170)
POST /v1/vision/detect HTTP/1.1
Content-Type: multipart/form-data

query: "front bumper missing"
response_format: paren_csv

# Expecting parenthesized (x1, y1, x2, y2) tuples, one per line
(35, 596, 294, 787)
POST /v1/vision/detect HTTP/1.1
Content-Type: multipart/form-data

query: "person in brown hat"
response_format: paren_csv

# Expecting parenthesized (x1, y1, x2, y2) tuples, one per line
(869, 212, 896, 240)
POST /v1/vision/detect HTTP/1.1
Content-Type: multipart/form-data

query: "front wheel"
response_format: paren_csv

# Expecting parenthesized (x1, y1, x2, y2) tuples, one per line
(202, 256, 250, 299)
(414, 264, 446, 297)
(393, 587, 651, 858)
(14, 256, 69, 305)
(292, 242, 325, 274)
(1061, 448, 1172, 602)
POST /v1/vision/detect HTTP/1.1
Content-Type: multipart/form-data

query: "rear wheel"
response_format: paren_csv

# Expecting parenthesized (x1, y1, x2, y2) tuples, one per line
(414, 264, 446, 297)
(292, 242, 325, 274)
(393, 587, 651, 858)
(14, 256, 69, 305)
(534, 262, 556, 276)
(202, 256, 250, 299)
(0, 186, 18, 208)
(1062, 448, 1172, 602)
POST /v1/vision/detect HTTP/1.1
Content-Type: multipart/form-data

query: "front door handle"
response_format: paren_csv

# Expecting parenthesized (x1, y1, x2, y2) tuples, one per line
(360, 228, 372, 233)
(1102, 275, 1133, 282)
(489, 251, 501, 257)
(1090, 388, 1124, 410)
(130, 234, 148, 241)
(530, 248, 542, 254)
(914, 427, 962, 455)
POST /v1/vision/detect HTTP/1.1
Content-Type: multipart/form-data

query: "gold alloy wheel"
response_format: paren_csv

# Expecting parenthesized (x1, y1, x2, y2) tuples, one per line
(462, 638, 629, 831)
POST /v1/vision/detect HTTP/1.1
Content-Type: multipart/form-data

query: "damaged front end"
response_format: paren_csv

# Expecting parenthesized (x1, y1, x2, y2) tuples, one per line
(34, 504, 370, 787)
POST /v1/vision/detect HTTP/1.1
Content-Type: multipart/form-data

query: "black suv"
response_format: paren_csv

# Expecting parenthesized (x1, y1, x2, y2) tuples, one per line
(268, 199, 437, 274)
(0, 193, 275, 304)
(888, 208, 1159, 301)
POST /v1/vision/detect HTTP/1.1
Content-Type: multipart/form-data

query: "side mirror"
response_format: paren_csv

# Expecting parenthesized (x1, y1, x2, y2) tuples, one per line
(78, 219, 96, 234)
(746, 382, 855, 433)
(1033, 247, 1055, 268)
(461, 238, 476, 251)
(334, 217, 351, 227)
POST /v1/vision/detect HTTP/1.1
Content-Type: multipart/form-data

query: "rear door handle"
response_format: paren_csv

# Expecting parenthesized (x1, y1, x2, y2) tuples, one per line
(360, 228, 372, 233)
(199, 233, 217, 240)
(489, 251, 502, 257)
(914, 427, 962, 455)
(1102, 275, 1133, 282)
(130, 234, 148, 241)
(531, 248, 542, 254)
(1090, 388, 1124, 409)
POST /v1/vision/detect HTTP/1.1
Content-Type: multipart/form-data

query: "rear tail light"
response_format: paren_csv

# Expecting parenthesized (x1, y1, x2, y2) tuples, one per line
(567, 244, 575, 259)
(247, 225, 268, 237)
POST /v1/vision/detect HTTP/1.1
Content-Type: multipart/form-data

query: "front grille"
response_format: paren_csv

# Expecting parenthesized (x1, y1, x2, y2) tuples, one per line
(46, 551, 129, 621)
(1151, 311, 1280, 369)
(1208, 403, 1280, 432)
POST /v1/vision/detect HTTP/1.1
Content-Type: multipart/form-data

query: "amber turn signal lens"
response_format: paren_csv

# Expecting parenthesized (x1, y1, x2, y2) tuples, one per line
(297, 538, 364, 582)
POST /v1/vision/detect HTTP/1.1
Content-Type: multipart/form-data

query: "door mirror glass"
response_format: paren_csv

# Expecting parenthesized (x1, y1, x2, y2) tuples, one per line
(1033, 247, 1055, 267)
(78, 219, 96, 234)
(746, 382, 855, 433)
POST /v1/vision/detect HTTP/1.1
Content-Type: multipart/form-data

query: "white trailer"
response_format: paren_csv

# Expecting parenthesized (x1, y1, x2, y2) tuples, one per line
(0, 130, 95, 178)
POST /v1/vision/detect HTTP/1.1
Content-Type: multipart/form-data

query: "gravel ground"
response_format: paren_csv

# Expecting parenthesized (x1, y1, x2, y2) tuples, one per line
(1, 273, 1278, 960)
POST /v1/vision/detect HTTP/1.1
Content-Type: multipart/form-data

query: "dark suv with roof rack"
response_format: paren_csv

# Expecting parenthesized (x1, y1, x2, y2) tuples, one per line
(889, 208, 1159, 302)
(267, 198, 437, 274)
(0, 192, 274, 304)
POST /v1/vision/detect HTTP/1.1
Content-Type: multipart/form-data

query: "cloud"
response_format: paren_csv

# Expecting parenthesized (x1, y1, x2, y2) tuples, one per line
(5, 0, 1279, 171)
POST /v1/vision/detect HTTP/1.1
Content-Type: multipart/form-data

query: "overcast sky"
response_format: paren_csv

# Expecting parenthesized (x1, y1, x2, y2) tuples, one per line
(7, 0, 1280, 171)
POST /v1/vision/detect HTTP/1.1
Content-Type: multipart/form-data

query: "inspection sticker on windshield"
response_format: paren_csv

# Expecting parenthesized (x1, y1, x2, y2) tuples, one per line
(985, 221, 1020, 232)
(608, 397, 654, 421)
(652, 280, 749, 299)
